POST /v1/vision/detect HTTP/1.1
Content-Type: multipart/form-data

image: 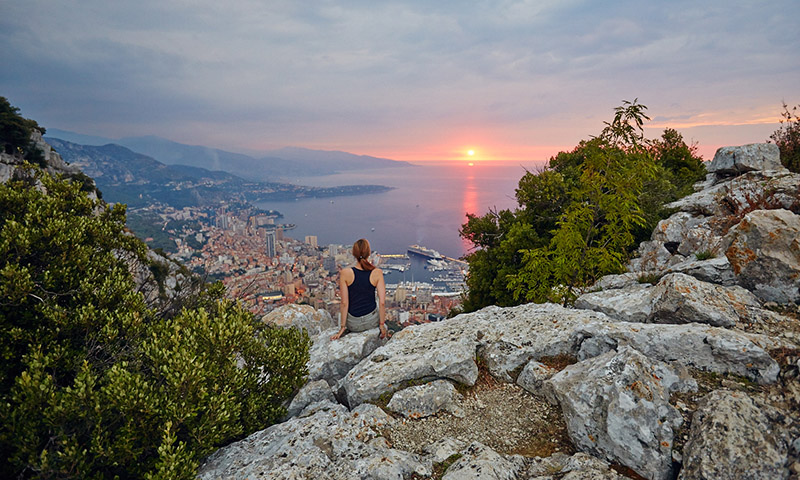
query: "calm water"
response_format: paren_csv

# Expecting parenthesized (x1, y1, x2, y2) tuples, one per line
(254, 161, 545, 259)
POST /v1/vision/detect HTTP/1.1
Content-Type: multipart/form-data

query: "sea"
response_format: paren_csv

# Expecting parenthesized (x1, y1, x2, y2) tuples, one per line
(253, 161, 546, 269)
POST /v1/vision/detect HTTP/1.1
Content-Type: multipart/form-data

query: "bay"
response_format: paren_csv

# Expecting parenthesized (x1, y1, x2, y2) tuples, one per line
(253, 161, 545, 259)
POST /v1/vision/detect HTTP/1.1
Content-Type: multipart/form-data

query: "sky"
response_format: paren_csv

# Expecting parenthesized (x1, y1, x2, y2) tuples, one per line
(1, 0, 798, 162)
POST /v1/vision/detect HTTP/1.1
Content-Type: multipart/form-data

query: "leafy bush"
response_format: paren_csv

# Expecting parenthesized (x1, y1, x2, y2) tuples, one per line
(460, 101, 706, 309)
(769, 102, 800, 173)
(0, 167, 309, 479)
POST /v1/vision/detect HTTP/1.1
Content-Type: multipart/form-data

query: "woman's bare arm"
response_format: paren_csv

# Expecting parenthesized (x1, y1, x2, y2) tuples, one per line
(331, 269, 349, 340)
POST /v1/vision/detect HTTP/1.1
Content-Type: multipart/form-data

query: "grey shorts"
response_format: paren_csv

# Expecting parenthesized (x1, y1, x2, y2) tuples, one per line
(346, 309, 379, 332)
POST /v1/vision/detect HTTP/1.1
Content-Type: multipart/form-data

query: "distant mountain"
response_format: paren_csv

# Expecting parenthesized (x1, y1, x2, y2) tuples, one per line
(45, 137, 394, 208)
(45, 129, 411, 181)
(45, 138, 247, 207)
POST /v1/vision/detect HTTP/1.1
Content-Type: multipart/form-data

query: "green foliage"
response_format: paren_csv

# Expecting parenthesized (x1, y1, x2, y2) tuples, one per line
(0, 167, 310, 479)
(769, 101, 800, 173)
(695, 250, 715, 261)
(0, 97, 46, 167)
(460, 100, 705, 310)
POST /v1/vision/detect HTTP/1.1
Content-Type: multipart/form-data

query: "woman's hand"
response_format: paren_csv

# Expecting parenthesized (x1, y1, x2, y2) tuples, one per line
(379, 323, 390, 339)
(330, 327, 346, 340)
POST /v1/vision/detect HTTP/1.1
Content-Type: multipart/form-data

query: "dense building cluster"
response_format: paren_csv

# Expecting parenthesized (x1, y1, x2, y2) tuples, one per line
(133, 203, 463, 328)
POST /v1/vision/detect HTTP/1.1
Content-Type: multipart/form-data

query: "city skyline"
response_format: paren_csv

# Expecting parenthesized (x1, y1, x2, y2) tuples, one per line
(2, 1, 798, 163)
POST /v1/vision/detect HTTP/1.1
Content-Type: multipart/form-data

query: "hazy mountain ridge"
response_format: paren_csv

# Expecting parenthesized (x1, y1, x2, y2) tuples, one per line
(44, 137, 393, 208)
(46, 129, 411, 181)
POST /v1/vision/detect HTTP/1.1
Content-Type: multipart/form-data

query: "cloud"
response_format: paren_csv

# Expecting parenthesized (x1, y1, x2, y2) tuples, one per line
(1, 0, 797, 158)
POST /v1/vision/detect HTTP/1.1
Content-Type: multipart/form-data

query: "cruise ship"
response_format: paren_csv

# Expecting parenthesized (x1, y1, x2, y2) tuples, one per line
(407, 244, 443, 260)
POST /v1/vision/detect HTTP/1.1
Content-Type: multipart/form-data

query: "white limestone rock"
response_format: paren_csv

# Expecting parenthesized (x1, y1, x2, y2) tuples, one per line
(386, 379, 464, 419)
(286, 379, 335, 419)
(262, 304, 335, 336)
(722, 208, 800, 303)
(516, 360, 559, 395)
(707, 143, 785, 175)
(342, 303, 610, 406)
(441, 442, 525, 480)
(197, 403, 432, 480)
(590, 272, 641, 291)
(574, 283, 656, 323)
(572, 321, 779, 384)
(679, 390, 792, 480)
(421, 436, 468, 464)
(544, 346, 684, 480)
(667, 170, 800, 217)
(648, 272, 761, 328)
(307, 327, 383, 385)
(525, 452, 625, 479)
(665, 256, 736, 286)
(629, 240, 683, 272)
(651, 212, 722, 257)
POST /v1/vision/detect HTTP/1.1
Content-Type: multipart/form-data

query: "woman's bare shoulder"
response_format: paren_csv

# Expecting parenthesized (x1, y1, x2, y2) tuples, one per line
(340, 266, 355, 281)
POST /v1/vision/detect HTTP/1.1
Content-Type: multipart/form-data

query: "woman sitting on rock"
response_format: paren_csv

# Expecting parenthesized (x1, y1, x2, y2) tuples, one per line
(330, 238, 389, 340)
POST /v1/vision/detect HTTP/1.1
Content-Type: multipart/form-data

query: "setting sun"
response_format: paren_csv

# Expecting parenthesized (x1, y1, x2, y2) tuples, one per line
(467, 149, 475, 156)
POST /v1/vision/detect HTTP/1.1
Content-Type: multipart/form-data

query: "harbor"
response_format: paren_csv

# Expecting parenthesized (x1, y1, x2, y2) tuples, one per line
(377, 245, 468, 295)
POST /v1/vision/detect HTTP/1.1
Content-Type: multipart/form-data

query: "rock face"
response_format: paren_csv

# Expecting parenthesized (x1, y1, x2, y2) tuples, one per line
(0, 130, 83, 184)
(386, 380, 464, 419)
(573, 321, 779, 384)
(648, 272, 760, 328)
(342, 303, 610, 406)
(441, 442, 525, 480)
(307, 327, 384, 385)
(525, 452, 625, 479)
(263, 304, 336, 336)
(679, 390, 791, 480)
(197, 403, 432, 480)
(575, 283, 654, 323)
(545, 347, 688, 480)
(722, 209, 800, 303)
(707, 143, 784, 175)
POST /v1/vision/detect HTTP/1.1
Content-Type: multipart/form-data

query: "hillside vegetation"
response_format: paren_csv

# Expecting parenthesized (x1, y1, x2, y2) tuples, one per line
(0, 100, 310, 479)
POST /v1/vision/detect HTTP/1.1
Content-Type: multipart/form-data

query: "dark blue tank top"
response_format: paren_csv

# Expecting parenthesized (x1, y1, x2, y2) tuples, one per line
(348, 267, 376, 316)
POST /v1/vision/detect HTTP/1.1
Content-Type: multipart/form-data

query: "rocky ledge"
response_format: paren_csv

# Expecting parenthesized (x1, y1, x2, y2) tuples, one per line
(199, 144, 800, 480)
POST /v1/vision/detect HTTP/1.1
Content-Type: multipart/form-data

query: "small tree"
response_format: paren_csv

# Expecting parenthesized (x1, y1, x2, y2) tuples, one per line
(769, 101, 800, 173)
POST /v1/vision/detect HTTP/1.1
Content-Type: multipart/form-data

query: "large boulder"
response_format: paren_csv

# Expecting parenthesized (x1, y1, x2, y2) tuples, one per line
(285, 379, 335, 419)
(679, 390, 792, 480)
(197, 403, 432, 480)
(647, 272, 761, 328)
(262, 304, 336, 336)
(524, 452, 625, 479)
(666, 170, 800, 218)
(665, 256, 736, 286)
(572, 321, 779, 384)
(707, 143, 784, 176)
(307, 328, 383, 385)
(441, 442, 525, 480)
(544, 347, 687, 480)
(386, 379, 464, 419)
(722, 209, 800, 303)
(650, 212, 722, 258)
(575, 283, 655, 323)
(342, 303, 611, 406)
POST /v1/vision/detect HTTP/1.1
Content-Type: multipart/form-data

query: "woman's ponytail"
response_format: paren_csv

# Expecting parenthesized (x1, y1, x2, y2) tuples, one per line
(352, 238, 375, 271)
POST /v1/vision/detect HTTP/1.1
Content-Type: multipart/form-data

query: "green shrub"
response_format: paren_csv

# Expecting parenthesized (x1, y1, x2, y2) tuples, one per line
(0, 167, 309, 479)
(695, 250, 715, 261)
(460, 101, 705, 310)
